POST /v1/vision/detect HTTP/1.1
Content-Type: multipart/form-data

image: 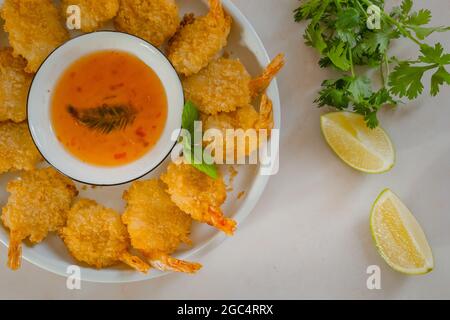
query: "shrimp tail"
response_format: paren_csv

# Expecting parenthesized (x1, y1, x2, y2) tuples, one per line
(249, 54, 285, 97)
(208, 0, 224, 19)
(208, 207, 237, 236)
(147, 252, 202, 274)
(257, 94, 274, 132)
(7, 231, 22, 270)
(119, 251, 150, 273)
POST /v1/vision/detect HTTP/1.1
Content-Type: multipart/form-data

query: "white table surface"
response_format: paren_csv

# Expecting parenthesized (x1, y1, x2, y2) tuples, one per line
(1, 0, 449, 299)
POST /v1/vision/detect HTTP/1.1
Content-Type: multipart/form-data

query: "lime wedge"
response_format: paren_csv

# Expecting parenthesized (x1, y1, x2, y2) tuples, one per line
(370, 189, 434, 275)
(320, 112, 395, 173)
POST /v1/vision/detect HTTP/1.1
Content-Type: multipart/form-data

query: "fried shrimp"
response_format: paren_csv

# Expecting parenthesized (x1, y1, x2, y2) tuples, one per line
(1, 0, 69, 73)
(61, 199, 149, 272)
(161, 163, 236, 236)
(62, 0, 119, 32)
(1, 168, 78, 270)
(122, 179, 202, 273)
(0, 122, 42, 174)
(114, 0, 179, 47)
(0, 48, 32, 122)
(182, 58, 251, 115)
(202, 94, 274, 161)
(183, 54, 285, 115)
(167, 0, 231, 76)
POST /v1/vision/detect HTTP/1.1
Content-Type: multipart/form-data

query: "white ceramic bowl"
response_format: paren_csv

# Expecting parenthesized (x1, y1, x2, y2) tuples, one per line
(27, 31, 184, 186)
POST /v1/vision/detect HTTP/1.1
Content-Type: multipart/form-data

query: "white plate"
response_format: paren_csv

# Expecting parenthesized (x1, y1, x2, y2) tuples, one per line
(0, 0, 281, 283)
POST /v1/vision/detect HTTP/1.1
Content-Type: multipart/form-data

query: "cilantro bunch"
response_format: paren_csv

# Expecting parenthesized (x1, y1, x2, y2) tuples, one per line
(294, 0, 450, 128)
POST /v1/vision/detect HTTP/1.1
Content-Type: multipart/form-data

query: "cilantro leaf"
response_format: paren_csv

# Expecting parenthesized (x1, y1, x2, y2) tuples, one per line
(410, 26, 450, 40)
(335, 8, 361, 45)
(304, 23, 327, 54)
(293, 0, 322, 21)
(327, 42, 351, 71)
(348, 76, 372, 103)
(401, 0, 413, 15)
(406, 9, 432, 26)
(431, 66, 450, 96)
(389, 62, 426, 99)
(316, 77, 351, 109)
(419, 43, 450, 65)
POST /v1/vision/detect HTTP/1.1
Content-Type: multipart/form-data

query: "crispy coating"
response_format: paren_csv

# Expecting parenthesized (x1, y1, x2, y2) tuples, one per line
(61, 199, 149, 272)
(202, 94, 274, 161)
(0, 48, 32, 122)
(62, 0, 119, 32)
(0, 122, 42, 174)
(161, 163, 236, 235)
(122, 179, 202, 273)
(1, 0, 69, 73)
(167, 0, 231, 76)
(114, 0, 179, 47)
(1, 168, 78, 270)
(183, 54, 285, 115)
(183, 58, 251, 115)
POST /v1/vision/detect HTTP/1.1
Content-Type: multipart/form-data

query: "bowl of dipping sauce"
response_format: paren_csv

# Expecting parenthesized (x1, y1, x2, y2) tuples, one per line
(27, 31, 183, 185)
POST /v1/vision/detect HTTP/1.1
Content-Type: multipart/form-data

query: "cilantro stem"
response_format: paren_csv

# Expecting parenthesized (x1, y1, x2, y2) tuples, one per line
(382, 14, 422, 46)
(348, 47, 355, 77)
(334, 0, 342, 12)
(353, 0, 368, 18)
(358, 0, 422, 46)
(384, 53, 390, 78)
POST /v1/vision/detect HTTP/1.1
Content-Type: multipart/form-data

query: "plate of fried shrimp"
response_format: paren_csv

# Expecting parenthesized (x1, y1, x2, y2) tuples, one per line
(0, 0, 283, 283)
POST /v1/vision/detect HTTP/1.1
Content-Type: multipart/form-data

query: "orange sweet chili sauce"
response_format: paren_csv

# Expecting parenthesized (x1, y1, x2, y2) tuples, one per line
(51, 50, 167, 166)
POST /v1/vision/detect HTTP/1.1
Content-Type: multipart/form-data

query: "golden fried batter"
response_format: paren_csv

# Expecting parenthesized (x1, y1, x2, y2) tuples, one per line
(62, 0, 119, 32)
(2, 0, 69, 73)
(183, 54, 285, 115)
(122, 179, 202, 273)
(167, 0, 231, 76)
(114, 0, 179, 47)
(61, 199, 149, 272)
(183, 58, 251, 115)
(161, 163, 236, 235)
(0, 48, 32, 122)
(1, 168, 78, 270)
(0, 122, 42, 174)
(202, 94, 274, 161)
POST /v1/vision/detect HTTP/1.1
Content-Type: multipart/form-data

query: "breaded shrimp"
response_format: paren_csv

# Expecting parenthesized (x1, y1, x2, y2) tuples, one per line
(183, 54, 284, 115)
(167, 0, 231, 76)
(0, 48, 32, 122)
(122, 179, 202, 273)
(0, 122, 42, 174)
(1, 0, 69, 73)
(161, 163, 236, 235)
(183, 58, 251, 115)
(61, 199, 149, 272)
(1, 168, 78, 270)
(61, 0, 119, 32)
(114, 0, 179, 47)
(202, 93, 274, 161)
